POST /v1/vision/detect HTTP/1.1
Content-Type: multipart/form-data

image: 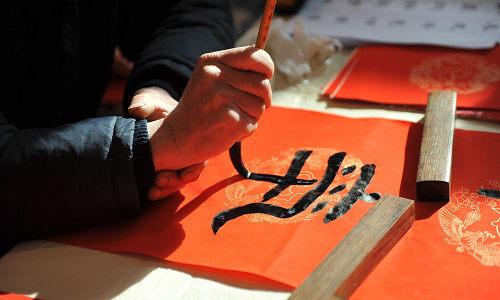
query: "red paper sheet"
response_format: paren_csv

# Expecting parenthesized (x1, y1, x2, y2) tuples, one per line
(323, 45, 500, 112)
(0, 292, 38, 300)
(51, 107, 500, 299)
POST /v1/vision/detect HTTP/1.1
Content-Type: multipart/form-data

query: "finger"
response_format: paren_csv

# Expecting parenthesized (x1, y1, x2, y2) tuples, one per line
(179, 161, 208, 184)
(128, 97, 156, 119)
(200, 46, 274, 79)
(128, 89, 178, 121)
(147, 184, 185, 201)
(154, 169, 183, 188)
(216, 64, 272, 109)
(215, 83, 267, 121)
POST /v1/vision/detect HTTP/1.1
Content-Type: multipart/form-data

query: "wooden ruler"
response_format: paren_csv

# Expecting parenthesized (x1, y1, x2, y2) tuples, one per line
(288, 194, 415, 300)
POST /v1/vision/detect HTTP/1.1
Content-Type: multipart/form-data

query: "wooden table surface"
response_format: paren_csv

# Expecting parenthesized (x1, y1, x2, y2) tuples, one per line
(2, 17, 500, 300)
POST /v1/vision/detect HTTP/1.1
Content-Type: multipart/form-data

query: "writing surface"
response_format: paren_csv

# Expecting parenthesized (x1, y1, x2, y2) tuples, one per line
(50, 107, 500, 299)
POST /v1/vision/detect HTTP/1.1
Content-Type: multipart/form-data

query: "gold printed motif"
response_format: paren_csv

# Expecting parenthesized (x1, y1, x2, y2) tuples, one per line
(224, 148, 363, 225)
(410, 54, 500, 94)
(438, 187, 500, 266)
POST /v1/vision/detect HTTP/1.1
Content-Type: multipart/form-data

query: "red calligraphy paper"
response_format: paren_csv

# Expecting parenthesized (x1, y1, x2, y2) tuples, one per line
(323, 45, 500, 112)
(0, 292, 38, 300)
(51, 107, 500, 299)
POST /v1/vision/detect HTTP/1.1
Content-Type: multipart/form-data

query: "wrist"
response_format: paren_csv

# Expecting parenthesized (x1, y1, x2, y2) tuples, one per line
(147, 118, 186, 171)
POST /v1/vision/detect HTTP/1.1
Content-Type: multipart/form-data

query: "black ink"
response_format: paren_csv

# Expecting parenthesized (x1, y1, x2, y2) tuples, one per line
(478, 188, 500, 199)
(312, 201, 329, 214)
(450, 22, 466, 31)
(307, 13, 321, 20)
(483, 22, 499, 32)
(336, 15, 349, 24)
(341, 165, 356, 176)
(375, 0, 392, 7)
(431, 1, 446, 11)
(388, 19, 406, 27)
(262, 150, 316, 202)
(329, 183, 347, 195)
(212, 152, 347, 234)
(404, 0, 417, 10)
(229, 142, 317, 186)
(365, 17, 377, 26)
(349, 0, 362, 7)
(460, 3, 478, 12)
(423, 20, 436, 29)
(324, 164, 377, 223)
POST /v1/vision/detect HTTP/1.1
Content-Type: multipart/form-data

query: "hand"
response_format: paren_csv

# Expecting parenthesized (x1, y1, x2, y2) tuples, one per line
(128, 86, 178, 121)
(148, 161, 207, 200)
(147, 46, 274, 171)
(129, 87, 208, 200)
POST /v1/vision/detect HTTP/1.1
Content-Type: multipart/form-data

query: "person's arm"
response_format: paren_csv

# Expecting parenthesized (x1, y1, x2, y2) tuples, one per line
(117, 0, 236, 200)
(0, 45, 274, 248)
(118, 0, 236, 108)
(0, 111, 151, 246)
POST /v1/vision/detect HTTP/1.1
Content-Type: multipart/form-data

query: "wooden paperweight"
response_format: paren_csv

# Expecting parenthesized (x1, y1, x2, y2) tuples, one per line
(288, 194, 415, 300)
(416, 91, 457, 202)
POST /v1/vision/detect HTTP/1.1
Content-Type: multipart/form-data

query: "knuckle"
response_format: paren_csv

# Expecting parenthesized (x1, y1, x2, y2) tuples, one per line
(202, 65, 221, 78)
(198, 53, 213, 64)
(251, 50, 274, 78)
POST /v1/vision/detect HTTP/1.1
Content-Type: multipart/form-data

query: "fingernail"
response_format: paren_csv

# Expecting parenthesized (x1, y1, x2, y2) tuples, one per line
(152, 189, 161, 200)
(183, 171, 194, 181)
(155, 176, 169, 187)
(128, 102, 146, 110)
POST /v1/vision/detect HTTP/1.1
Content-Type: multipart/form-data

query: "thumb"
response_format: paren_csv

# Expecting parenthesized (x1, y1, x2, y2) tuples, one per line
(128, 100, 155, 120)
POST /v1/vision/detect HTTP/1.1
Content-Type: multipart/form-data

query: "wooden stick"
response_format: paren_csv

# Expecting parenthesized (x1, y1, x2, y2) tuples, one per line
(288, 195, 415, 300)
(416, 91, 457, 202)
(229, 0, 277, 176)
(255, 0, 278, 49)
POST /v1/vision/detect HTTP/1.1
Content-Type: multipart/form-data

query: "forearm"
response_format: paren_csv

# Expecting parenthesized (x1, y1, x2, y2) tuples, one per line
(119, 0, 236, 108)
(0, 116, 147, 245)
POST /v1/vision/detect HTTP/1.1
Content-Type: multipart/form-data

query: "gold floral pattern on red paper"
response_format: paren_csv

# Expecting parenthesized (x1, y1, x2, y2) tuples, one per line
(438, 186, 500, 266)
(224, 148, 363, 225)
(410, 54, 500, 94)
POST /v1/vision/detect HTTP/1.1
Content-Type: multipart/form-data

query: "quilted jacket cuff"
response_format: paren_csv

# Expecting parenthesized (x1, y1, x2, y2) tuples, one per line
(133, 119, 156, 201)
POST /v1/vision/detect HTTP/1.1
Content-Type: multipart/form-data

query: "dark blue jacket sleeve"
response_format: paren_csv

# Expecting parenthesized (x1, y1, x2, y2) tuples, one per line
(0, 111, 143, 246)
(119, 0, 236, 106)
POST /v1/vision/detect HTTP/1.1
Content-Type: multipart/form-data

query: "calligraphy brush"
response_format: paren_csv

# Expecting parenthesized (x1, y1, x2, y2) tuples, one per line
(229, 0, 277, 178)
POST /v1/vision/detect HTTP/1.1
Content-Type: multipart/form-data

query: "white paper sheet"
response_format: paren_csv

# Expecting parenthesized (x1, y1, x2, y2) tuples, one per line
(292, 0, 500, 49)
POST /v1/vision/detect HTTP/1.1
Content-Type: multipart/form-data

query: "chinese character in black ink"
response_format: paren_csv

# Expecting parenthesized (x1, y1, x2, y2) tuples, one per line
(450, 22, 466, 31)
(322, 164, 379, 223)
(375, 0, 392, 7)
(336, 15, 349, 24)
(461, 2, 478, 12)
(211, 151, 380, 234)
(431, 1, 446, 11)
(478, 188, 500, 199)
(483, 22, 499, 32)
(423, 20, 436, 29)
(349, 0, 363, 7)
(365, 17, 377, 26)
(307, 13, 321, 20)
(404, 0, 417, 10)
(388, 19, 406, 27)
